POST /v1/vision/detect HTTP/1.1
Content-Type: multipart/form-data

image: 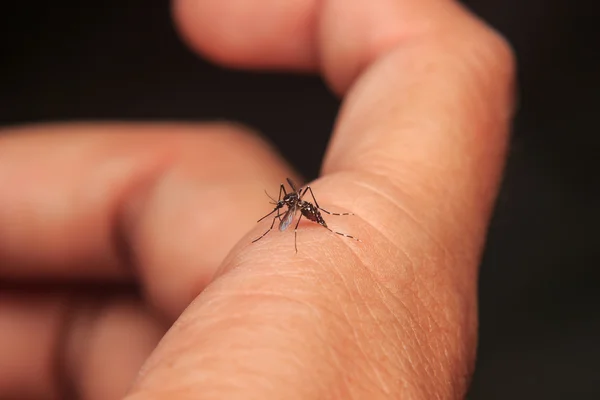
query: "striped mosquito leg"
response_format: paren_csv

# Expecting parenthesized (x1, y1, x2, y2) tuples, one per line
(252, 210, 281, 243)
(293, 213, 304, 253)
(319, 208, 354, 216)
(326, 227, 361, 242)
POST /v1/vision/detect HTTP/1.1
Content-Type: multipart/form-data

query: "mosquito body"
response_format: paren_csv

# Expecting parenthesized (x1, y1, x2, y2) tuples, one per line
(253, 178, 359, 252)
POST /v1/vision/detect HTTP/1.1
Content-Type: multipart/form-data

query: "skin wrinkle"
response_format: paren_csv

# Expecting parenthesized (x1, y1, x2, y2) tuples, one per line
(336, 146, 466, 213)
(232, 352, 305, 397)
(325, 249, 447, 397)
(321, 315, 368, 399)
(184, 283, 329, 332)
(243, 264, 368, 342)
(336, 136, 475, 221)
(413, 277, 469, 385)
(327, 261, 386, 393)
(329, 82, 436, 165)
(339, 216, 471, 398)
(157, 335, 284, 394)
(171, 293, 338, 398)
(379, 301, 426, 385)
(351, 173, 452, 254)
(333, 223, 441, 370)
(321, 270, 413, 398)
(336, 118, 473, 180)
(162, 352, 296, 399)
(194, 245, 439, 398)
(308, 179, 420, 288)
(305, 255, 384, 396)
(338, 168, 457, 247)
(346, 144, 457, 197)
(354, 304, 395, 395)
(304, 252, 368, 398)
(348, 171, 478, 310)
(320, 339, 356, 399)
(321, 179, 453, 314)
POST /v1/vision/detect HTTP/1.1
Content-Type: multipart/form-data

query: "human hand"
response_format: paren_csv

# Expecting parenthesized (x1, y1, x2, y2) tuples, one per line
(0, 0, 515, 399)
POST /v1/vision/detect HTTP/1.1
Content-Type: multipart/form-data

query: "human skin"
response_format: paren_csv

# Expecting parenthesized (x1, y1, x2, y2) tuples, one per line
(0, 0, 515, 399)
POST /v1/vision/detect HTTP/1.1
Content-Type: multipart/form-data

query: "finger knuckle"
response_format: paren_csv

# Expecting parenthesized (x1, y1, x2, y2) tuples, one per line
(465, 23, 516, 85)
(481, 28, 516, 78)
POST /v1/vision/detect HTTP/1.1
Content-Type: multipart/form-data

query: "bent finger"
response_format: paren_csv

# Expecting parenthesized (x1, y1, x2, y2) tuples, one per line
(0, 123, 297, 317)
(130, 0, 515, 399)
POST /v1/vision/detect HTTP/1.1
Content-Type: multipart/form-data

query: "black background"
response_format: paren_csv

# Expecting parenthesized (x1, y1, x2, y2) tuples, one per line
(1, 1, 598, 398)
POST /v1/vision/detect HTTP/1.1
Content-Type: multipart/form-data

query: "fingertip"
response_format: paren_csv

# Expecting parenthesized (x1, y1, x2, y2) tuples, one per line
(172, 0, 319, 70)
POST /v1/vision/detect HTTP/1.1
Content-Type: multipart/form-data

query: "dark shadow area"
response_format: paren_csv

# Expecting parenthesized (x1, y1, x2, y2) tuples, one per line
(1, 0, 598, 398)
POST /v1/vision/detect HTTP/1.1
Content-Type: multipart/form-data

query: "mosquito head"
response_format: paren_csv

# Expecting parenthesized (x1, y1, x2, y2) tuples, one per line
(256, 198, 286, 224)
(283, 192, 299, 207)
(270, 199, 285, 210)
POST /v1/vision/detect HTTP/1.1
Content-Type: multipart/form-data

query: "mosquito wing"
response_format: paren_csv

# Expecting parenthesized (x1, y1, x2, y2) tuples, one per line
(279, 204, 297, 232)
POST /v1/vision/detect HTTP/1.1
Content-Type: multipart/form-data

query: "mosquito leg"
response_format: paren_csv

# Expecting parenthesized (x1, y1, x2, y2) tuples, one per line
(293, 212, 304, 253)
(277, 207, 284, 221)
(256, 206, 280, 223)
(326, 227, 361, 242)
(274, 184, 287, 220)
(304, 186, 354, 216)
(286, 178, 297, 193)
(252, 212, 281, 243)
(300, 186, 309, 200)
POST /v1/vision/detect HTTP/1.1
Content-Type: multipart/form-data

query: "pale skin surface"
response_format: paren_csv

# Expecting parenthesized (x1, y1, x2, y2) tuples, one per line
(0, 0, 515, 399)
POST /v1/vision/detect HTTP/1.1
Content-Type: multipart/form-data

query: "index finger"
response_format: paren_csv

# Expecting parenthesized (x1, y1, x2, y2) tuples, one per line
(129, 0, 515, 398)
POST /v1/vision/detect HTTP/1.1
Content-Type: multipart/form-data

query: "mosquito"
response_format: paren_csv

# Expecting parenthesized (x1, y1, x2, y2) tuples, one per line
(252, 178, 359, 252)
